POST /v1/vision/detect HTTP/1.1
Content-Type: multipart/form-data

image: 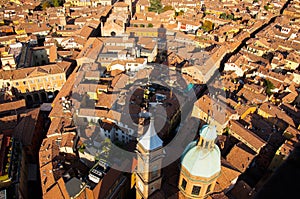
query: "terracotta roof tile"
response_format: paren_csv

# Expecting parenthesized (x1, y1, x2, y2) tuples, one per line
(13, 108, 40, 146)
(43, 184, 65, 199)
(40, 162, 56, 194)
(259, 103, 297, 127)
(228, 120, 266, 153)
(227, 180, 255, 199)
(283, 125, 300, 145)
(215, 158, 241, 192)
(226, 143, 257, 173)
(92, 169, 124, 199)
(237, 87, 268, 105)
(0, 99, 26, 114)
(194, 94, 238, 125)
(57, 178, 70, 199)
(0, 61, 71, 81)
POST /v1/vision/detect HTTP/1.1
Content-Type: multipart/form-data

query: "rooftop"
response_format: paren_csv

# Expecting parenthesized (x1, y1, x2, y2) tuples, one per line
(138, 116, 163, 151)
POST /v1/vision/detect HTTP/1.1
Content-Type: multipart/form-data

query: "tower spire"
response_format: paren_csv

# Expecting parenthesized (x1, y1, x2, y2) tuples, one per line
(138, 115, 163, 151)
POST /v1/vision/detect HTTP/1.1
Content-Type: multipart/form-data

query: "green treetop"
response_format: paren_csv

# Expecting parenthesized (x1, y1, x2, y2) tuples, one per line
(149, 0, 163, 14)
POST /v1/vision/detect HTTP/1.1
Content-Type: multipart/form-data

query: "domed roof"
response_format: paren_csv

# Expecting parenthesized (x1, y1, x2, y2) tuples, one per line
(181, 145, 221, 178)
(180, 140, 197, 162)
(200, 125, 217, 141)
(181, 124, 221, 178)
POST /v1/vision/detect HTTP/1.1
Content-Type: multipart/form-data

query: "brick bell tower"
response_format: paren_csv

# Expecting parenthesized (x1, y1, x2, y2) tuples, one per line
(135, 115, 164, 199)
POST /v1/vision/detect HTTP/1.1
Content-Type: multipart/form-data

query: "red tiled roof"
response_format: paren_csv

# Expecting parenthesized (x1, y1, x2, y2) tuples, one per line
(194, 94, 237, 125)
(13, 108, 40, 146)
(0, 99, 26, 114)
(229, 120, 266, 153)
(43, 183, 65, 199)
(226, 143, 257, 173)
(259, 103, 296, 127)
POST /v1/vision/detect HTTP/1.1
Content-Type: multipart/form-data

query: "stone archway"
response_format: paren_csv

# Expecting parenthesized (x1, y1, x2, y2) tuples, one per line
(47, 91, 54, 102)
(40, 92, 47, 102)
(26, 95, 33, 103)
(33, 93, 40, 103)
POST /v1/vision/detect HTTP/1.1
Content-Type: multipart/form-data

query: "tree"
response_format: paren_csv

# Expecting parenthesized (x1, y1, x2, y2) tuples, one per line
(42, 1, 51, 10)
(264, 5, 270, 11)
(78, 144, 86, 153)
(148, 23, 153, 27)
(264, 79, 275, 96)
(220, 13, 227, 19)
(53, 0, 60, 7)
(175, 10, 184, 17)
(140, 24, 145, 27)
(220, 13, 234, 20)
(227, 14, 234, 20)
(201, 20, 213, 32)
(102, 138, 112, 157)
(149, 0, 163, 14)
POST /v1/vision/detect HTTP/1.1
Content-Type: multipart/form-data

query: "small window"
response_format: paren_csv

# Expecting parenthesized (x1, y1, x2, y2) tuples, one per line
(192, 185, 201, 195)
(181, 178, 187, 190)
(15, 82, 19, 86)
(206, 184, 211, 194)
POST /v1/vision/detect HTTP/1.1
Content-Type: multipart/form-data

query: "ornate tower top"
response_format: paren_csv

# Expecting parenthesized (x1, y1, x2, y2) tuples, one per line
(138, 115, 163, 152)
(179, 124, 221, 198)
(181, 124, 220, 178)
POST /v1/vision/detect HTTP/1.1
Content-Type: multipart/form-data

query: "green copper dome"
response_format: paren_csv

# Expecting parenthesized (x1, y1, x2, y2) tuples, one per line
(181, 125, 221, 178)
